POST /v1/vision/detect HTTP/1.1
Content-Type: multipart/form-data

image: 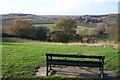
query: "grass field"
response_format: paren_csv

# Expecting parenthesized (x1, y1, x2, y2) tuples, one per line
(77, 26, 96, 35)
(32, 24, 54, 31)
(32, 24, 94, 32)
(2, 42, 118, 78)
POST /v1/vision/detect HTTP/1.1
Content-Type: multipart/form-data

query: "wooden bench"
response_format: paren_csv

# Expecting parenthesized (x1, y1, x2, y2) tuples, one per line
(46, 53, 105, 78)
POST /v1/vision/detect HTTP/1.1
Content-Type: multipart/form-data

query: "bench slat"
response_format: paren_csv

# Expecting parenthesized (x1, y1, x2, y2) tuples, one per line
(46, 53, 105, 59)
(48, 59, 102, 67)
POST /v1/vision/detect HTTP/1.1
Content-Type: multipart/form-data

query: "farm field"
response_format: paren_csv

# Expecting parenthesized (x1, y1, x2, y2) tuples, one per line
(77, 26, 95, 29)
(2, 42, 118, 78)
(77, 26, 96, 35)
(32, 24, 94, 32)
(32, 23, 54, 31)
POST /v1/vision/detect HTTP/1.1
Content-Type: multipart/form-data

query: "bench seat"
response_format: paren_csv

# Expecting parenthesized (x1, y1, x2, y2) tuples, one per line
(48, 59, 102, 67)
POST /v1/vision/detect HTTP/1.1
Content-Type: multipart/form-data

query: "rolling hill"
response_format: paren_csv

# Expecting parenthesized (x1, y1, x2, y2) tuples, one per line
(2, 13, 118, 33)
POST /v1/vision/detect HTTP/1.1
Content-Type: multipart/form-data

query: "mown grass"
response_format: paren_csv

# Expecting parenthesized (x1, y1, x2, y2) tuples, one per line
(2, 42, 118, 78)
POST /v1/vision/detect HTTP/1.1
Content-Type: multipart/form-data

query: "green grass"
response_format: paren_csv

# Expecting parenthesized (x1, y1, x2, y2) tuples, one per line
(2, 42, 118, 78)
(77, 26, 96, 35)
(22, 18, 37, 20)
(32, 24, 94, 32)
(32, 24, 54, 31)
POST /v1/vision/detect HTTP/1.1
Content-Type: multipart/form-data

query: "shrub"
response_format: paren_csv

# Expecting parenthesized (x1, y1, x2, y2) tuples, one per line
(7, 18, 34, 39)
(34, 26, 50, 41)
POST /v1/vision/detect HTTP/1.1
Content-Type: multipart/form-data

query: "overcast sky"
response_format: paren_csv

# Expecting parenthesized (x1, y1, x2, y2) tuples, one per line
(0, 0, 119, 15)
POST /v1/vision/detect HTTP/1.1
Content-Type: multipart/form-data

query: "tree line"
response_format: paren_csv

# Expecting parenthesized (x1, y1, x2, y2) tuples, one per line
(5, 17, 118, 43)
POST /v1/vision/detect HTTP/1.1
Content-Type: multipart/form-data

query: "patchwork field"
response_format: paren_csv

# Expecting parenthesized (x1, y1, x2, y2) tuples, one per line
(2, 42, 118, 78)
(32, 24, 94, 33)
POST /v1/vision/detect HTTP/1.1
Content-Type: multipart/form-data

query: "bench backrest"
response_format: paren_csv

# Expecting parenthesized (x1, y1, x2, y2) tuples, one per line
(46, 53, 105, 60)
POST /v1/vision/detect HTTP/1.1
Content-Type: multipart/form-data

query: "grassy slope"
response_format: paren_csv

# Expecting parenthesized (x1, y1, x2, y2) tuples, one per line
(2, 42, 118, 78)
(77, 26, 96, 35)
(32, 24, 54, 31)
(32, 24, 94, 32)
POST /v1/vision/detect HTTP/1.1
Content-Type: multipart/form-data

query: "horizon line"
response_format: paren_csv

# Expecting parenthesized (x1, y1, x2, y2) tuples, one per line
(1, 12, 118, 16)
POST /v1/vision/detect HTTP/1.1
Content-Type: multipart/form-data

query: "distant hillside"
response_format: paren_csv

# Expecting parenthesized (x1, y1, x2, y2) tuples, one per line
(2, 13, 118, 33)
(2, 13, 118, 24)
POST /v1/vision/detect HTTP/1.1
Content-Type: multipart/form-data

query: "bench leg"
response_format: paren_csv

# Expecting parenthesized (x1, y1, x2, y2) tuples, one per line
(46, 62, 48, 76)
(50, 56, 53, 70)
(46, 56, 49, 76)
